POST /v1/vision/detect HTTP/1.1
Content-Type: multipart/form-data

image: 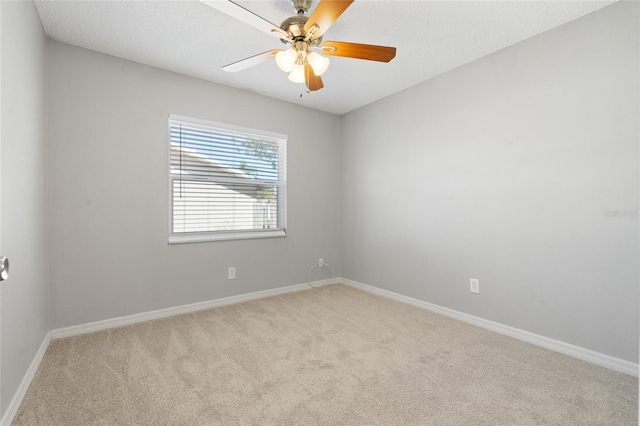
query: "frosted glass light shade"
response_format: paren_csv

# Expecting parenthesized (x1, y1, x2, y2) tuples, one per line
(288, 64, 306, 83)
(307, 52, 330, 76)
(276, 48, 297, 72)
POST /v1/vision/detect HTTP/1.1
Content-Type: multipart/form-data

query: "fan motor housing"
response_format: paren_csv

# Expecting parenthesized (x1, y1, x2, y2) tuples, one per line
(280, 15, 307, 39)
(280, 15, 322, 46)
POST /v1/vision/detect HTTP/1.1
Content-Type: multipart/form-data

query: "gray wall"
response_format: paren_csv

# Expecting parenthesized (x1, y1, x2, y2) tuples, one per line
(47, 41, 342, 329)
(0, 1, 49, 416)
(341, 1, 639, 362)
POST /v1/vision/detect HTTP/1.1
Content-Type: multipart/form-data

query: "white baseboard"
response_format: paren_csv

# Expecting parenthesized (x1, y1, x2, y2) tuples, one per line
(51, 278, 338, 339)
(341, 278, 639, 378)
(1, 331, 52, 426)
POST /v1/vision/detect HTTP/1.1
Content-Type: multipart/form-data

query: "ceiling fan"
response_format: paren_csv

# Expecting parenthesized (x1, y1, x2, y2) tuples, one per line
(201, 0, 397, 92)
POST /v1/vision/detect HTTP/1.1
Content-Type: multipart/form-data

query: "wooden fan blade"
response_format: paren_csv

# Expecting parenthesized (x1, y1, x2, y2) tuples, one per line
(222, 49, 281, 72)
(305, 64, 324, 92)
(320, 41, 396, 62)
(304, 0, 354, 40)
(201, 0, 290, 40)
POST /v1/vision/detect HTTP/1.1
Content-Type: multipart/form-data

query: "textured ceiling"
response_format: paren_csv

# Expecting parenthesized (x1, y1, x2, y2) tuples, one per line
(34, 0, 615, 115)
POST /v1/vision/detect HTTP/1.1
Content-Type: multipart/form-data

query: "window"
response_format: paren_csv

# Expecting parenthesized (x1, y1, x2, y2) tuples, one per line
(169, 115, 287, 243)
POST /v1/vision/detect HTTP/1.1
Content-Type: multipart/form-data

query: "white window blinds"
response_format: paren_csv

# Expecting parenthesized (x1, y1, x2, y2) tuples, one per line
(169, 116, 287, 241)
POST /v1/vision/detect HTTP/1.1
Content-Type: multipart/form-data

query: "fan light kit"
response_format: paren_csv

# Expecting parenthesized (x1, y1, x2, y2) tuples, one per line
(277, 48, 330, 82)
(201, 0, 396, 92)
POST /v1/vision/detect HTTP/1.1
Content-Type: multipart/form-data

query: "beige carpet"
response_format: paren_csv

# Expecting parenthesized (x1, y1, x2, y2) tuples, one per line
(14, 284, 638, 425)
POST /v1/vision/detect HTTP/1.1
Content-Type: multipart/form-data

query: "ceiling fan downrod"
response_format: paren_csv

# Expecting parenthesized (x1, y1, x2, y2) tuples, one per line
(292, 0, 312, 15)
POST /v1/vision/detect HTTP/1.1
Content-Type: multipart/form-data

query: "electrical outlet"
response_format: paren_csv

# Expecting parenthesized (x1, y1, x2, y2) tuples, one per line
(228, 267, 236, 280)
(470, 278, 480, 294)
(319, 258, 324, 267)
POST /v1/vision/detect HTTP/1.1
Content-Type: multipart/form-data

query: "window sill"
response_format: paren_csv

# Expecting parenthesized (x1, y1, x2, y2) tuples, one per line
(169, 230, 286, 244)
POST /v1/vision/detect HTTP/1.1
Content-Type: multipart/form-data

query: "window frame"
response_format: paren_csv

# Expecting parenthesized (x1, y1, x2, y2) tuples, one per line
(168, 114, 287, 244)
